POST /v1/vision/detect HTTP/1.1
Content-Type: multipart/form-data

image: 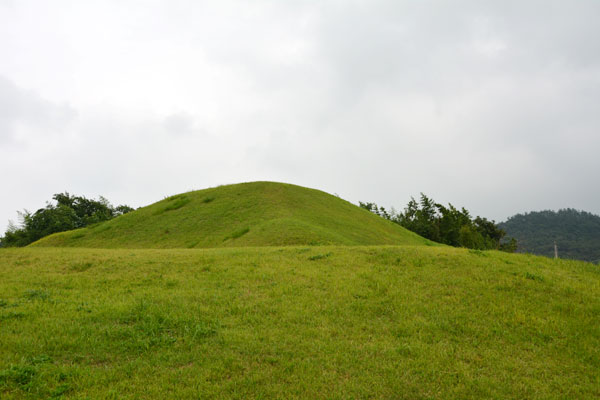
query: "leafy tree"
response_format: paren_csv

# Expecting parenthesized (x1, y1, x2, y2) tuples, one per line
(0, 193, 133, 247)
(499, 237, 518, 253)
(114, 205, 135, 216)
(435, 203, 472, 247)
(358, 202, 381, 216)
(458, 225, 485, 249)
(360, 194, 515, 252)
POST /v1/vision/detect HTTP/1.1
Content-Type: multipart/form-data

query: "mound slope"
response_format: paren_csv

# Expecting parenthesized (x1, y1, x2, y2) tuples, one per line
(32, 182, 430, 248)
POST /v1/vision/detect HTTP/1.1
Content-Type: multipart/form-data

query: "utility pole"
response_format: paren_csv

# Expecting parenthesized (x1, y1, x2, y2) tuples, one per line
(554, 241, 558, 259)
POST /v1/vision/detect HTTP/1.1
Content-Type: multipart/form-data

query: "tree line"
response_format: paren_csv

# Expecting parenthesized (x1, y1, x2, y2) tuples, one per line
(360, 193, 517, 252)
(0, 193, 133, 247)
(1, 190, 518, 251)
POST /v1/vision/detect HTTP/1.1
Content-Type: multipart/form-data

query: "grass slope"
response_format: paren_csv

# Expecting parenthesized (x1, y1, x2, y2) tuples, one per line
(1, 246, 599, 399)
(31, 182, 429, 249)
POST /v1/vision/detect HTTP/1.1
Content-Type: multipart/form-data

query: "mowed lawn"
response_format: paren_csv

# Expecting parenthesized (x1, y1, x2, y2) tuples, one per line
(1, 246, 599, 399)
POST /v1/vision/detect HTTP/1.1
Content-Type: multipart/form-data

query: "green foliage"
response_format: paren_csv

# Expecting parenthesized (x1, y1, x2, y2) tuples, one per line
(499, 209, 600, 263)
(360, 193, 516, 251)
(458, 225, 484, 249)
(358, 202, 390, 219)
(114, 204, 134, 215)
(0, 193, 133, 247)
(499, 237, 518, 253)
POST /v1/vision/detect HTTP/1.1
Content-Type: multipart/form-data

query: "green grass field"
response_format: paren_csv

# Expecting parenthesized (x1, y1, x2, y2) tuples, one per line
(32, 182, 429, 249)
(4, 182, 600, 398)
(1, 245, 599, 399)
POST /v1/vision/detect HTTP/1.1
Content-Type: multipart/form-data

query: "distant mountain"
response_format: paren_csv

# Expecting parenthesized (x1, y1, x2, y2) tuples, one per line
(499, 209, 600, 263)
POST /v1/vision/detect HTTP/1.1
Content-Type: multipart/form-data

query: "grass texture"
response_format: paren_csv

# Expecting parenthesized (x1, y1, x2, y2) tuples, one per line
(1, 245, 599, 399)
(30, 182, 430, 249)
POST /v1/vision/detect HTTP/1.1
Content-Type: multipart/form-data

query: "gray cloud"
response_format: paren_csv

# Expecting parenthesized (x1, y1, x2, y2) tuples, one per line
(0, 76, 77, 144)
(163, 112, 200, 136)
(1, 0, 599, 234)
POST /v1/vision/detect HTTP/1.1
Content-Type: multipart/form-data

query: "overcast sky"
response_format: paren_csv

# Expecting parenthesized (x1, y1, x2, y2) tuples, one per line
(1, 0, 599, 233)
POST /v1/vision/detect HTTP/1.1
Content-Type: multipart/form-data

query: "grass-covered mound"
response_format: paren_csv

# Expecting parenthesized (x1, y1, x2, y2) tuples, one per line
(0, 246, 598, 398)
(31, 182, 429, 248)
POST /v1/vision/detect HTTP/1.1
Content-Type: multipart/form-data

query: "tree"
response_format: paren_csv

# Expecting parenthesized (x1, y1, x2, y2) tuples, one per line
(499, 237, 518, 253)
(359, 194, 517, 252)
(359, 202, 381, 217)
(0, 193, 133, 247)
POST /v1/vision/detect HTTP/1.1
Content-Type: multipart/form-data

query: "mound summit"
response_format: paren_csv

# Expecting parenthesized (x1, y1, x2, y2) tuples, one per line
(32, 181, 430, 248)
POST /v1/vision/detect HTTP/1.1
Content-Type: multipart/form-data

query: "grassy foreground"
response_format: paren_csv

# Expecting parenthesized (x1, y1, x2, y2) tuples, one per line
(1, 246, 599, 399)
(32, 182, 428, 249)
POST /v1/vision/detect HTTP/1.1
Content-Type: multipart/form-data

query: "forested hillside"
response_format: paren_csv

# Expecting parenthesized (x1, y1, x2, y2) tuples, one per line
(499, 209, 600, 263)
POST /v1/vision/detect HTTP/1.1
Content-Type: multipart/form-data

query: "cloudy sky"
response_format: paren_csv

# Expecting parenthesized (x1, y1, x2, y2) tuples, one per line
(1, 0, 599, 233)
